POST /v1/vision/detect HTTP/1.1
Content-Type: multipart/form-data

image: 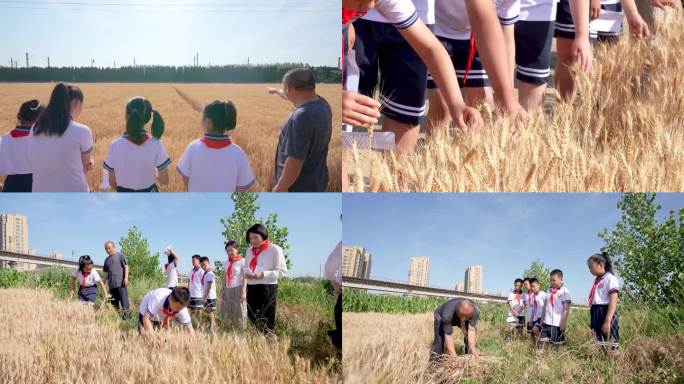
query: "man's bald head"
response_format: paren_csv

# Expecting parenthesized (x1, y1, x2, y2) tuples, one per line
(282, 68, 316, 92)
(456, 299, 475, 320)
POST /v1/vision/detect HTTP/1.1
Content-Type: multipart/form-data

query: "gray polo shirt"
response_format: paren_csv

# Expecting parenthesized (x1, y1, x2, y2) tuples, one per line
(103, 252, 128, 288)
(435, 298, 480, 335)
(274, 96, 332, 192)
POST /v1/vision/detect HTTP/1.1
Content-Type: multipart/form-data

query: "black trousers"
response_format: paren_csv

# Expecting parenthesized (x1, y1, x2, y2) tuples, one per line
(117, 184, 158, 192)
(328, 293, 342, 349)
(247, 284, 278, 334)
(109, 286, 130, 316)
(2, 173, 32, 192)
(429, 312, 469, 362)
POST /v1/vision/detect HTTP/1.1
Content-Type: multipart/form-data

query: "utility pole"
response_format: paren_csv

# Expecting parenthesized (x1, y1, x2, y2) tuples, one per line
(47, 57, 50, 68)
(133, 57, 136, 67)
(25, 52, 29, 68)
(247, 57, 250, 66)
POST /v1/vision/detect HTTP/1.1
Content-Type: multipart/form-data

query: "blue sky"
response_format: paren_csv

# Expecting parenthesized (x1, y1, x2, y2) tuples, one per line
(342, 193, 684, 303)
(0, 1, 338, 67)
(0, 193, 341, 277)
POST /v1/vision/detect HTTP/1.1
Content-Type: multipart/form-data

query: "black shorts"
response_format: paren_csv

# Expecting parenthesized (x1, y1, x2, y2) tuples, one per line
(528, 318, 542, 332)
(516, 315, 526, 328)
(188, 297, 204, 309)
(205, 298, 217, 311)
(555, 0, 623, 42)
(515, 20, 553, 84)
(78, 285, 98, 303)
(590, 305, 620, 349)
(427, 35, 490, 89)
(351, 18, 429, 126)
(539, 323, 566, 345)
(1, 173, 32, 192)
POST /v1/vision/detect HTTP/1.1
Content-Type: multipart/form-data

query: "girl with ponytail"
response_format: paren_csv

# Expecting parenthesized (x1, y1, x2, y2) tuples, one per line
(103, 97, 171, 192)
(27, 83, 95, 192)
(587, 251, 620, 353)
(68, 255, 108, 305)
(177, 100, 255, 192)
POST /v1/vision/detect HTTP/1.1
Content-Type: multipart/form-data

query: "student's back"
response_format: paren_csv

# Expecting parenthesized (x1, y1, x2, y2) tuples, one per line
(105, 137, 170, 190)
(177, 139, 254, 192)
(28, 120, 93, 192)
(275, 96, 332, 192)
(0, 127, 32, 189)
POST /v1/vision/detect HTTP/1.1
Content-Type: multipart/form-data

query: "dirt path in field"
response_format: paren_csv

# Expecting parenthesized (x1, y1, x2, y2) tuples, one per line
(171, 85, 203, 112)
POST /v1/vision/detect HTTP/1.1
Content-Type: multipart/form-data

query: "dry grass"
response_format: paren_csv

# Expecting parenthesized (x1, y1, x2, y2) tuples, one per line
(0, 83, 341, 192)
(0, 288, 337, 384)
(346, 12, 684, 192)
(343, 311, 684, 384)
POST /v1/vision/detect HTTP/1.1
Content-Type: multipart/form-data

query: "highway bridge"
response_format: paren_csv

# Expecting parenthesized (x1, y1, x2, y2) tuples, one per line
(0, 250, 103, 271)
(342, 276, 588, 309)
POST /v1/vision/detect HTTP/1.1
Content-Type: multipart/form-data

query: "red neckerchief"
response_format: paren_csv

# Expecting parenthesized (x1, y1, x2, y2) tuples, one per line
(200, 133, 232, 149)
(226, 255, 243, 285)
(9, 125, 31, 138)
(191, 266, 200, 285)
(202, 268, 213, 286)
(588, 274, 604, 305)
(342, 7, 367, 26)
(549, 286, 560, 306)
(463, 33, 477, 85)
(81, 271, 90, 289)
(514, 289, 522, 304)
(122, 132, 149, 145)
(528, 290, 536, 314)
(161, 296, 178, 328)
(249, 240, 270, 273)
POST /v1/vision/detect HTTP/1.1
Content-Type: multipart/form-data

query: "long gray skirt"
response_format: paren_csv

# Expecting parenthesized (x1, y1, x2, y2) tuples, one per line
(220, 285, 247, 329)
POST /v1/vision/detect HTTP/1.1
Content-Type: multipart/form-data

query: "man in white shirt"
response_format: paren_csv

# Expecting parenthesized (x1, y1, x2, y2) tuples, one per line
(138, 287, 195, 336)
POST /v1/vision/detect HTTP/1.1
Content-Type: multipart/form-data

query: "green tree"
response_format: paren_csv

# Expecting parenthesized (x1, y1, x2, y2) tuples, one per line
(220, 193, 291, 269)
(119, 226, 163, 282)
(599, 193, 684, 306)
(522, 259, 551, 292)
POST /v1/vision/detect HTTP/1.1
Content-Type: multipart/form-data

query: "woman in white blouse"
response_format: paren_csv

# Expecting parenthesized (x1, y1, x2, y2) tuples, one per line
(243, 224, 287, 334)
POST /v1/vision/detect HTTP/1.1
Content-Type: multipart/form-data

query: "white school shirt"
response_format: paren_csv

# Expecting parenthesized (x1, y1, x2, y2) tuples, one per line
(528, 290, 546, 320)
(139, 288, 192, 325)
(188, 267, 205, 298)
(323, 241, 342, 285)
(0, 128, 32, 175)
(363, 0, 433, 26)
(543, 286, 571, 326)
(589, 272, 619, 305)
(176, 139, 255, 192)
(164, 261, 179, 288)
(507, 290, 526, 322)
(103, 136, 171, 190)
(223, 258, 246, 289)
(202, 269, 217, 300)
(434, 0, 520, 40)
(27, 121, 93, 192)
(71, 269, 102, 287)
(244, 243, 288, 285)
(519, 0, 557, 22)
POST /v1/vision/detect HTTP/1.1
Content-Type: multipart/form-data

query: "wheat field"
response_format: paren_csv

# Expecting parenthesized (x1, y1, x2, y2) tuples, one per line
(346, 11, 684, 192)
(343, 310, 684, 384)
(0, 83, 341, 192)
(0, 288, 337, 384)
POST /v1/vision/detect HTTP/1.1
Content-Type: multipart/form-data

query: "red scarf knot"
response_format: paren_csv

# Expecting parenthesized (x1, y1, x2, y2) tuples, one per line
(249, 240, 270, 273)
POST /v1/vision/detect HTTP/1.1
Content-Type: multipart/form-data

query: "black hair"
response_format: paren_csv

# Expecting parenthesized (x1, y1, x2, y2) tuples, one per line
(588, 251, 613, 274)
(224, 240, 237, 250)
(522, 277, 531, 283)
(17, 99, 45, 124)
(125, 97, 164, 144)
(514, 278, 523, 284)
(191, 254, 201, 261)
(246, 223, 268, 243)
(167, 252, 174, 264)
(33, 83, 84, 137)
(199, 256, 210, 264)
(170, 286, 190, 306)
(550, 269, 564, 279)
(203, 100, 237, 134)
(529, 278, 539, 285)
(282, 67, 316, 91)
(78, 254, 93, 272)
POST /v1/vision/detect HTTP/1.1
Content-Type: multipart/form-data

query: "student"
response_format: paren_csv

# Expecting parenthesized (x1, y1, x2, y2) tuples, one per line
(526, 277, 546, 344)
(430, 297, 482, 362)
(27, 83, 94, 192)
(0, 100, 45, 192)
(164, 248, 179, 289)
(177, 100, 255, 192)
(554, 0, 647, 100)
(244, 224, 288, 334)
(68, 255, 108, 305)
(272, 68, 332, 192)
(587, 252, 620, 351)
(103, 97, 170, 192)
(138, 287, 195, 336)
(200, 256, 218, 332)
(506, 278, 527, 337)
(187, 254, 206, 328)
(103, 241, 131, 320)
(220, 241, 248, 330)
(539, 269, 572, 348)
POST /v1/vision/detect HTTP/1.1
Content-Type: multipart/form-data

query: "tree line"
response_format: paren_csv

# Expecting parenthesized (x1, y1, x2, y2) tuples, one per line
(0, 64, 341, 83)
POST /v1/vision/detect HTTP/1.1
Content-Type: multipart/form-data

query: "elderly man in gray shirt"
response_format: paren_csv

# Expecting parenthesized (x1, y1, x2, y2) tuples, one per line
(430, 297, 483, 362)
(103, 241, 130, 320)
